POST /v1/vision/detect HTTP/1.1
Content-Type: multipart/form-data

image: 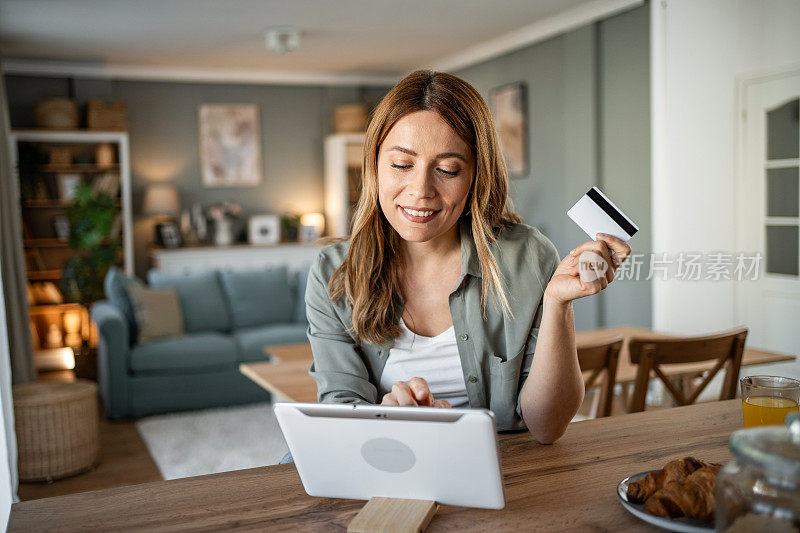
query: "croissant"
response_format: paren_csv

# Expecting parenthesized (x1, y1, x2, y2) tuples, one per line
(627, 469, 665, 503)
(642, 464, 722, 522)
(627, 457, 708, 503)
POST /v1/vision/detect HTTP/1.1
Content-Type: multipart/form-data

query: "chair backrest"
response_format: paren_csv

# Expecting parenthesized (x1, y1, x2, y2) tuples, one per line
(627, 326, 748, 413)
(577, 337, 623, 418)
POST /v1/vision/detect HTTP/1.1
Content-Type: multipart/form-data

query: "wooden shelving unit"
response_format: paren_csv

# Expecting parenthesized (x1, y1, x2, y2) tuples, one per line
(23, 199, 121, 208)
(38, 164, 121, 173)
(26, 270, 62, 281)
(24, 238, 70, 248)
(9, 129, 132, 366)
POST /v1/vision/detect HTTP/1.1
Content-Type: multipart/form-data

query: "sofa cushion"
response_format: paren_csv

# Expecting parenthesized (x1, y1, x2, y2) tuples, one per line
(233, 323, 310, 362)
(147, 270, 232, 333)
(219, 267, 294, 329)
(293, 267, 309, 324)
(104, 266, 143, 342)
(130, 332, 237, 374)
(127, 284, 184, 343)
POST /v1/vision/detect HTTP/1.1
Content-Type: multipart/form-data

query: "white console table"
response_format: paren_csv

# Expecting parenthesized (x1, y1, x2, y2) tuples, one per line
(150, 243, 323, 275)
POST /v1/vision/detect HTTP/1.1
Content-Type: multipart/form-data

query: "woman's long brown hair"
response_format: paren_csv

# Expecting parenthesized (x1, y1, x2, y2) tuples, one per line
(328, 70, 522, 345)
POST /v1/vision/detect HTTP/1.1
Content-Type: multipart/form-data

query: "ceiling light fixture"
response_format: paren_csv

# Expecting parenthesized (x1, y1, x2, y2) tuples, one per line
(265, 26, 301, 55)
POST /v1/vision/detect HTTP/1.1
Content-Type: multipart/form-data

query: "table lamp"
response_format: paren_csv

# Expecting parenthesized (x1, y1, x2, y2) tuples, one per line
(143, 184, 180, 218)
(143, 184, 181, 247)
(300, 212, 325, 241)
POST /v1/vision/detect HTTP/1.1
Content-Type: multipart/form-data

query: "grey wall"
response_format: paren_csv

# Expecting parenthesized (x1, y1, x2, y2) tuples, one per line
(4, 75, 390, 276)
(454, 5, 651, 330)
(4, 5, 650, 326)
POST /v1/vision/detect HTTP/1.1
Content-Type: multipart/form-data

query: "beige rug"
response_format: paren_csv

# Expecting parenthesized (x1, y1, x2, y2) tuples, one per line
(136, 402, 289, 480)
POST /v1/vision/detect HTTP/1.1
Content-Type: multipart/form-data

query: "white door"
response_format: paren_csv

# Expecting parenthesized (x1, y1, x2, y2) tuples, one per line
(738, 70, 800, 374)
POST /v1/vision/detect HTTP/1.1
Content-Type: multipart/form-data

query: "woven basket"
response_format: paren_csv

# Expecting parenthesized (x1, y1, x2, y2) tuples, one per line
(34, 98, 79, 130)
(86, 100, 128, 131)
(13, 380, 99, 482)
(333, 103, 368, 133)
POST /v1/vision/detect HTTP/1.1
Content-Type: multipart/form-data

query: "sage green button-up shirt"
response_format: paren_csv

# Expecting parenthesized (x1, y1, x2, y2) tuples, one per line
(306, 216, 560, 431)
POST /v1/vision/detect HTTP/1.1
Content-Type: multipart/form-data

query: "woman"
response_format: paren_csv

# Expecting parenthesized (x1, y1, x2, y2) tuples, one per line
(307, 70, 630, 444)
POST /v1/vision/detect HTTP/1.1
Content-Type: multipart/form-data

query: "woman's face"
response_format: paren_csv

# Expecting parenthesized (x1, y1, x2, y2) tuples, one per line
(377, 110, 474, 244)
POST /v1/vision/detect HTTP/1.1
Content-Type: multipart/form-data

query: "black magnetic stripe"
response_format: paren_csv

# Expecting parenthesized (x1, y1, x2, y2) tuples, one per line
(586, 188, 638, 237)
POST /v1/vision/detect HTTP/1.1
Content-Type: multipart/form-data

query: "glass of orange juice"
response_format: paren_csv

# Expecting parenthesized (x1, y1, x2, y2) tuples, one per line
(740, 375, 800, 428)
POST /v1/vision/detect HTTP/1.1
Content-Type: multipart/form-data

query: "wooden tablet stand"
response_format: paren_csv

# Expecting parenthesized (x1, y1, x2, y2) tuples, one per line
(348, 497, 438, 533)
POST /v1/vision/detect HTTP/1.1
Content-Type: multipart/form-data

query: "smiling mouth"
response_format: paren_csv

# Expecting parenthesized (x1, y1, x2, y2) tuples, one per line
(399, 206, 441, 223)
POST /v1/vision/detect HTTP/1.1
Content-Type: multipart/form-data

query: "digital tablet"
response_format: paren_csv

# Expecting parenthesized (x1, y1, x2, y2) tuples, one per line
(274, 402, 505, 509)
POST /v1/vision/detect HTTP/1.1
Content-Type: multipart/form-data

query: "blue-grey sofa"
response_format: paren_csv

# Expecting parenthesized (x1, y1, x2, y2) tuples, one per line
(92, 265, 310, 418)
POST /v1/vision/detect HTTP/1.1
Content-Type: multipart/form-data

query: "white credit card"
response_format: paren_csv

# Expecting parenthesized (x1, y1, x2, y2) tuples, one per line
(567, 187, 638, 244)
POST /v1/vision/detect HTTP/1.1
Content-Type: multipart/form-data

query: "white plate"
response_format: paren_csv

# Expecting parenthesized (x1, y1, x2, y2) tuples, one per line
(617, 471, 713, 532)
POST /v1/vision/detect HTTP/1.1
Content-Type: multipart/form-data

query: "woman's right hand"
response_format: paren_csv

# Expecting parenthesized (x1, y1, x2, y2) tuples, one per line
(381, 377, 451, 408)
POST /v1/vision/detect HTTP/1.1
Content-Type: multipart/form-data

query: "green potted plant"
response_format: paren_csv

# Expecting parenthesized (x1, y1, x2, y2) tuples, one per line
(61, 183, 121, 379)
(281, 213, 301, 242)
(61, 183, 121, 306)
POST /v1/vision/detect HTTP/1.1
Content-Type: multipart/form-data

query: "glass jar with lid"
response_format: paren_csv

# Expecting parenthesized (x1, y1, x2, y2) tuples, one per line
(716, 412, 800, 532)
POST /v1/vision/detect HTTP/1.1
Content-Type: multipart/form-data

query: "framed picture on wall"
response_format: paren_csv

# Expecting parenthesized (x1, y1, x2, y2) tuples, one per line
(490, 82, 529, 179)
(198, 103, 263, 187)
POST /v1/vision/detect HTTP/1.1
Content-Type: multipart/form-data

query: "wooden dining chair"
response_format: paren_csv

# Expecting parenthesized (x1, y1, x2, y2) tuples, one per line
(578, 337, 623, 418)
(627, 326, 748, 413)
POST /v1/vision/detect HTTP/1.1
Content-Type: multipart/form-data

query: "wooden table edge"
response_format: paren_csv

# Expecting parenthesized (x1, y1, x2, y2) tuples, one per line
(239, 362, 300, 401)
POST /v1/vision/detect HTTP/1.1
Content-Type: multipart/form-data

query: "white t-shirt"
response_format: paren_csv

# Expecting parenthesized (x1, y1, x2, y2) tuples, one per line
(378, 319, 469, 408)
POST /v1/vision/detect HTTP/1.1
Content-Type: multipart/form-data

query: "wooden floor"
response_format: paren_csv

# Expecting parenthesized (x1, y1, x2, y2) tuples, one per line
(17, 371, 163, 501)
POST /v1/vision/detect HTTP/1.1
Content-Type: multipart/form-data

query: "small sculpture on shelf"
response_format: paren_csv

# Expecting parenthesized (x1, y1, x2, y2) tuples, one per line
(191, 203, 207, 243)
(207, 202, 242, 246)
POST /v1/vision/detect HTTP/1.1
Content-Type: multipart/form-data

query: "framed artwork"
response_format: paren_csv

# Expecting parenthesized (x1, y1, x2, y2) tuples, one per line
(51, 215, 70, 241)
(248, 215, 280, 245)
(156, 222, 183, 249)
(57, 173, 81, 200)
(198, 104, 262, 187)
(490, 82, 529, 179)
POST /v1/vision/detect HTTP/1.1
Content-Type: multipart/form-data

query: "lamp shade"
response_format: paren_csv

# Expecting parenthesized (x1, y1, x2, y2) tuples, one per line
(143, 184, 180, 216)
(300, 212, 325, 234)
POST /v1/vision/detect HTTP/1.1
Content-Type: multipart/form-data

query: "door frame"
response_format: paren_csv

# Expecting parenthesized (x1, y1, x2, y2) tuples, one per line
(734, 64, 800, 332)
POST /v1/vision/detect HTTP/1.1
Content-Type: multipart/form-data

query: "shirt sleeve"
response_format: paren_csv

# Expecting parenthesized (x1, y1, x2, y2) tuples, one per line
(305, 251, 378, 405)
(515, 244, 561, 421)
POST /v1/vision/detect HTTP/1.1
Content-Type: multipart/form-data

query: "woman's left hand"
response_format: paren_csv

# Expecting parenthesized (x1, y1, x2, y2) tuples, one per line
(544, 233, 631, 305)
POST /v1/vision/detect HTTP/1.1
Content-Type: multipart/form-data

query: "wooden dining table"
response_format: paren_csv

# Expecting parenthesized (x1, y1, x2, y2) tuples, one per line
(239, 325, 796, 405)
(8, 399, 744, 531)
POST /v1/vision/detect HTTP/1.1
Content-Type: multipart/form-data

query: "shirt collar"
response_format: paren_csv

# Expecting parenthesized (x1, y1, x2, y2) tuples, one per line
(459, 216, 482, 279)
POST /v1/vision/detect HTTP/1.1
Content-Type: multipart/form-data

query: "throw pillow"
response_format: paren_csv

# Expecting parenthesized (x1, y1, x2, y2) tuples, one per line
(127, 284, 185, 344)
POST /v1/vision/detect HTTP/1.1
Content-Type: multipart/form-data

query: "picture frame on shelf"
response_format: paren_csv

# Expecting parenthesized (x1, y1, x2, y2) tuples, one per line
(248, 214, 280, 245)
(51, 214, 70, 241)
(57, 173, 81, 200)
(489, 81, 529, 179)
(156, 221, 183, 249)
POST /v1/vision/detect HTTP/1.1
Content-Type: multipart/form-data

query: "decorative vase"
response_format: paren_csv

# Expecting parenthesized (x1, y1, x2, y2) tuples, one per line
(215, 217, 233, 246)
